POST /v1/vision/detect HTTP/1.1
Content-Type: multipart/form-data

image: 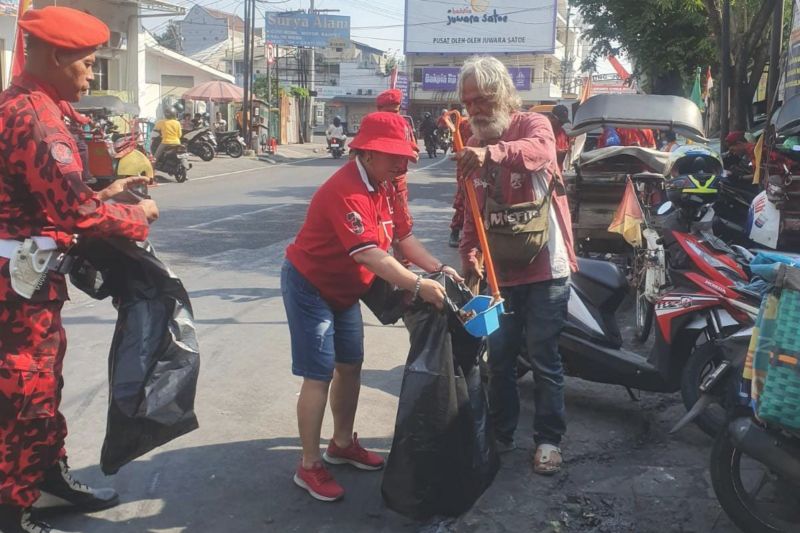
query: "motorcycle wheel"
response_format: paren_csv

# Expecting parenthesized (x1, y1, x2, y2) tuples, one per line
(175, 166, 188, 183)
(198, 143, 215, 162)
(634, 277, 654, 342)
(710, 424, 800, 532)
(332, 150, 342, 159)
(680, 342, 735, 437)
(226, 141, 243, 158)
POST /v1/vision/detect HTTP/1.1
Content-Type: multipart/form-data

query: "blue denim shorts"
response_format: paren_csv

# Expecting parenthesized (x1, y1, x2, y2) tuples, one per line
(281, 260, 364, 382)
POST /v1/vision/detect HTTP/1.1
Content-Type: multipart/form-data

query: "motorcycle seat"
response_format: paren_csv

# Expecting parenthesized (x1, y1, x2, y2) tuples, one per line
(575, 258, 628, 292)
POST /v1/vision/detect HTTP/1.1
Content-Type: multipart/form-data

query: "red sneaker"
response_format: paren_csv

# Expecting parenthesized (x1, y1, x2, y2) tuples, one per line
(323, 433, 385, 471)
(293, 461, 344, 502)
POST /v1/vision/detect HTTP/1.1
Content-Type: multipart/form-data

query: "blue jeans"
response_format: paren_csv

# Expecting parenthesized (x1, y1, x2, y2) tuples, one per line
(281, 260, 364, 382)
(487, 277, 570, 446)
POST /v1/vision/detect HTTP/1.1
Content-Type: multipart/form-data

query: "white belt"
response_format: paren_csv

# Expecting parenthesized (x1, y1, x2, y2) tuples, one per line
(0, 237, 58, 259)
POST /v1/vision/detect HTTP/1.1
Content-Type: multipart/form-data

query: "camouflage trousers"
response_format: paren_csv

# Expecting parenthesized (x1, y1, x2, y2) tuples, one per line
(0, 300, 67, 508)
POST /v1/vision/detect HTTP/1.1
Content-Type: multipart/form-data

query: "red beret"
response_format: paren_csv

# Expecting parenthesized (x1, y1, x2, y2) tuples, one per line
(376, 89, 402, 109)
(19, 6, 109, 51)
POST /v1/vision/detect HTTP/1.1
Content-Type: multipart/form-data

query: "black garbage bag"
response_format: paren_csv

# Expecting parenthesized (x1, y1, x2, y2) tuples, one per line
(69, 238, 200, 475)
(381, 273, 499, 520)
(360, 277, 409, 325)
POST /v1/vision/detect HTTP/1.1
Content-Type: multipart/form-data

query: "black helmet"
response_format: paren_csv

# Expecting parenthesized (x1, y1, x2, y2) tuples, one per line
(691, 156, 707, 174)
(333, 116, 342, 127)
(666, 173, 720, 208)
(424, 112, 431, 119)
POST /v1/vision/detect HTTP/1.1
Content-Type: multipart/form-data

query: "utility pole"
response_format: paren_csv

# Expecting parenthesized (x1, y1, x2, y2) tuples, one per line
(243, 0, 252, 149)
(720, 0, 731, 147)
(562, 4, 571, 95)
(767, 0, 785, 112)
(307, 0, 316, 144)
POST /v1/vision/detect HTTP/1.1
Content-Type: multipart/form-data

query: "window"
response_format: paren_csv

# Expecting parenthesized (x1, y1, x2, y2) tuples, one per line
(90, 58, 109, 91)
(413, 68, 423, 83)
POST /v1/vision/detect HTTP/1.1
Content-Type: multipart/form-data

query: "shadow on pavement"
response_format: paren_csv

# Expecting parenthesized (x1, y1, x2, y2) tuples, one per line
(56, 437, 420, 533)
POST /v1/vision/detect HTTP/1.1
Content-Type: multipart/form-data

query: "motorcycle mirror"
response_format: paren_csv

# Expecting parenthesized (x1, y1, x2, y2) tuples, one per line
(656, 201, 675, 216)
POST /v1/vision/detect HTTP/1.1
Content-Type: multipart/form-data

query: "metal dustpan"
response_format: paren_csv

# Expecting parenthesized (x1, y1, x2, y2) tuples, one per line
(444, 110, 505, 338)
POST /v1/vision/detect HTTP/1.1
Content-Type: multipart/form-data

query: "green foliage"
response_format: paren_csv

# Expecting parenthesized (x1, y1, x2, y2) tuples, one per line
(252, 76, 278, 102)
(290, 86, 310, 99)
(572, 0, 717, 93)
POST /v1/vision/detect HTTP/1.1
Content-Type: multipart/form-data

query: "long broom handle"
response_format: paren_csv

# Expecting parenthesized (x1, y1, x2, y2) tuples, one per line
(445, 111, 501, 302)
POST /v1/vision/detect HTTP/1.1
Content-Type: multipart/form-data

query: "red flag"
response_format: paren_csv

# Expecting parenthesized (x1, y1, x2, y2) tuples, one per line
(607, 55, 631, 81)
(10, 1, 33, 78)
(608, 177, 644, 247)
(389, 66, 398, 89)
(579, 75, 593, 103)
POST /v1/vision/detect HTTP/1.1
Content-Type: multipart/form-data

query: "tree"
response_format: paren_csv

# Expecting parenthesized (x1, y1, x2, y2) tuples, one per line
(700, 0, 781, 130)
(572, 0, 717, 95)
(155, 22, 181, 52)
(575, 0, 784, 130)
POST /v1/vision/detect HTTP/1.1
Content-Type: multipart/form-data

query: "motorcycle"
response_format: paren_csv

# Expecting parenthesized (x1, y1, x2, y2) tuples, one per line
(150, 134, 191, 183)
(182, 127, 216, 162)
(436, 127, 452, 154)
(328, 137, 345, 159)
(215, 130, 246, 158)
(424, 134, 437, 159)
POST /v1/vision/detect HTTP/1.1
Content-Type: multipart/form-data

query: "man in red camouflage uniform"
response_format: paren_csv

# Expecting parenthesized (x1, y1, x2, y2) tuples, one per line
(0, 7, 159, 533)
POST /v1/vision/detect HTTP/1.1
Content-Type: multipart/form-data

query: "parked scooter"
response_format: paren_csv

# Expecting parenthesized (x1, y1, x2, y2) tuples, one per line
(150, 134, 191, 183)
(328, 137, 346, 159)
(215, 130, 246, 158)
(182, 127, 216, 162)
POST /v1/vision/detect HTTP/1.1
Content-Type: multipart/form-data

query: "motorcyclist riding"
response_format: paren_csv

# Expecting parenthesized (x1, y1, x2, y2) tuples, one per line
(326, 116, 345, 150)
(419, 112, 438, 157)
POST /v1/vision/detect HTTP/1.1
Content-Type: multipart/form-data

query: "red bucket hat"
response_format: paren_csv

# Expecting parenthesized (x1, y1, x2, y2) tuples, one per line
(349, 112, 417, 160)
(376, 89, 402, 109)
(19, 6, 109, 51)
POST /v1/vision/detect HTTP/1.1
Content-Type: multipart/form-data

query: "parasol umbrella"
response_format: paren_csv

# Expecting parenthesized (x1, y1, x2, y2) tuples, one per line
(182, 80, 243, 102)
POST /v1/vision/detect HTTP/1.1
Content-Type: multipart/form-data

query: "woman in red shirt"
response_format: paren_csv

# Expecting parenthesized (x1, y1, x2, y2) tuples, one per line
(283, 112, 460, 502)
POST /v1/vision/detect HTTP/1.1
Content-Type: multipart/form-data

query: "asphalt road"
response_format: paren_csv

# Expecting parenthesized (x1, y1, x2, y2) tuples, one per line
(52, 151, 740, 533)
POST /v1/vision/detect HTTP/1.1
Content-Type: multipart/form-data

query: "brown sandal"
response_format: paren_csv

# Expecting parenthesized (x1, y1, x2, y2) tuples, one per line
(533, 444, 562, 476)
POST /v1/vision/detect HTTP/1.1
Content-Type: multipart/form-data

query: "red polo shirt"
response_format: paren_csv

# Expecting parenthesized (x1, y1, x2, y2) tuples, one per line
(286, 159, 395, 310)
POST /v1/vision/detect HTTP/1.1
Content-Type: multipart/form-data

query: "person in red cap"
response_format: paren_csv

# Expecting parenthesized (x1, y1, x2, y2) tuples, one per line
(0, 7, 159, 532)
(373, 89, 415, 264)
(283, 112, 460, 502)
(376, 88, 402, 113)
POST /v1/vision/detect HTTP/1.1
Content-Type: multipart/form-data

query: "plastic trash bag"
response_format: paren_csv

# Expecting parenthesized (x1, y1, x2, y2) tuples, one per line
(749, 250, 800, 282)
(381, 273, 499, 520)
(360, 277, 409, 325)
(69, 237, 200, 475)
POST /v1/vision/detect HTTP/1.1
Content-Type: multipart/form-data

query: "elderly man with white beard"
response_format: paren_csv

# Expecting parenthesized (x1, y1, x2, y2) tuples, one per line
(455, 55, 577, 475)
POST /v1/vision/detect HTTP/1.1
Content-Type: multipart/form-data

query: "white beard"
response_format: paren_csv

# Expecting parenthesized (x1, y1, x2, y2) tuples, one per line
(469, 110, 512, 142)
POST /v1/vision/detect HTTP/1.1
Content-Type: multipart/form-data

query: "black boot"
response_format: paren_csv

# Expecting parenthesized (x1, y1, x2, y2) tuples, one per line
(0, 505, 66, 533)
(448, 228, 460, 248)
(34, 459, 119, 513)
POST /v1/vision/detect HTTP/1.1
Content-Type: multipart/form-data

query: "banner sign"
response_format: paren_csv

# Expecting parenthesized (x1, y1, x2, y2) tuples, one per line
(396, 72, 410, 110)
(421, 67, 531, 91)
(785, 0, 800, 100)
(404, 0, 557, 54)
(265, 12, 350, 47)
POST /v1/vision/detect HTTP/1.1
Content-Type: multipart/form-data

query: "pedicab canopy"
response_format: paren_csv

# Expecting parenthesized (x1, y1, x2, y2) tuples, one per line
(773, 93, 800, 134)
(569, 94, 707, 143)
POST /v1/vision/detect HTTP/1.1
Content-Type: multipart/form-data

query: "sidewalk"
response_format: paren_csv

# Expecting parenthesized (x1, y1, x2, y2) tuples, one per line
(255, 135, 329, 164)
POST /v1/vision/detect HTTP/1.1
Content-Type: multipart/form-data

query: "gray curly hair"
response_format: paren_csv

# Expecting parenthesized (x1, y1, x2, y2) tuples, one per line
(457, 55, 521, 112)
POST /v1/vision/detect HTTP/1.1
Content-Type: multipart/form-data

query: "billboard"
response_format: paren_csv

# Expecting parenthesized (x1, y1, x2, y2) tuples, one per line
(265, 12, 350, 47)
(404, 0, 557, 54)
(421, 67, 531, 91)
(395, 73, 410, 110)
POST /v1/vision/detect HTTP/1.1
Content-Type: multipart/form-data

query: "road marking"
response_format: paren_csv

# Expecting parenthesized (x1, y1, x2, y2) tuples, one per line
(188, 156, 324, 182)
(187, 204, 286, 229)
(410, 154, 452, 173)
